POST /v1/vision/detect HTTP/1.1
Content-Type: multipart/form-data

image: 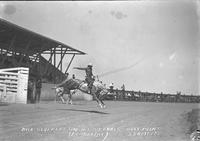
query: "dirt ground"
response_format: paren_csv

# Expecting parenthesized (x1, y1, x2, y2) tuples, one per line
(0, 101, 199, 141)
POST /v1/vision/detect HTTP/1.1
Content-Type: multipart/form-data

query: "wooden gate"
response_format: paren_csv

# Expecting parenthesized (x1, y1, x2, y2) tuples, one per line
(0, 67, 29, 104)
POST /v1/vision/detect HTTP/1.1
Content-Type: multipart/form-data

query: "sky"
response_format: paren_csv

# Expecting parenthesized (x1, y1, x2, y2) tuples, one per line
(0, 1, 199, 95)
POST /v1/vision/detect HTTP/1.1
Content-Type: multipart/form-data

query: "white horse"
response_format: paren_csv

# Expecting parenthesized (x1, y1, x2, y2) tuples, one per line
(55, 78, 108, 108)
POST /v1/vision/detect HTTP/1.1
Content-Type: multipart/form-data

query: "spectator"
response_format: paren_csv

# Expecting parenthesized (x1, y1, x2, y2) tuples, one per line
(35, 77, 42, 103)
(109, 83, 114, 93)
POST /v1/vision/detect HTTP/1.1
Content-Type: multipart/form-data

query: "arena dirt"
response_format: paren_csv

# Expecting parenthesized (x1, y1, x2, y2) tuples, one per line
(0, 101, 199, 141)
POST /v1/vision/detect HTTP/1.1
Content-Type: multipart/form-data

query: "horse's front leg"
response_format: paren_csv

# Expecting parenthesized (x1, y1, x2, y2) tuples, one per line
(99, 97, 106, 108)
(93, 92, 105, 108)
(99, 99, 106, 108)
(90, 87, 103, 108)
(99, 90, 108, 108)
(99, 94, 107, 105)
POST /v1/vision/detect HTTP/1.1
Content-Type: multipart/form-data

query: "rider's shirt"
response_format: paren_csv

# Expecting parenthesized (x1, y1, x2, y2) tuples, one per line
(86, 67, 93, 78)
(74, 66, 94, 89)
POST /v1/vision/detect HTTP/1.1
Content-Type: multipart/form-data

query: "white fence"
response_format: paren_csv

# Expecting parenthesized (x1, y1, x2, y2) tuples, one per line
(0, 67, 29, 104)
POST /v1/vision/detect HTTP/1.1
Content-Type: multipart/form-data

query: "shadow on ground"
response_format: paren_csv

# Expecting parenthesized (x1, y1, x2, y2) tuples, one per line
(0, 103, 9, 106)
(70, 103, 87, 106)
(57, 108, 109, 115)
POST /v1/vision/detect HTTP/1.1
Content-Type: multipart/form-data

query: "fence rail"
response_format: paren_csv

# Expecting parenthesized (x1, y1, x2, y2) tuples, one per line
(106, 89, 200, 103)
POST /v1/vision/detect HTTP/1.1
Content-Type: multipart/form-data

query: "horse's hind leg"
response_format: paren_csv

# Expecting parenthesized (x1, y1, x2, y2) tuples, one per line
(101, 101, 106, 108)
(56, 87, 66, 104)
(99, 96, 106, 108)
(99, 94, 106, 103)
(67, 93, 73, 105)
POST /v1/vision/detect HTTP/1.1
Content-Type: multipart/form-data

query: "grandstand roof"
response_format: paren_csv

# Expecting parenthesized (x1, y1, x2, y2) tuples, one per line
(0, 18, 86, 55)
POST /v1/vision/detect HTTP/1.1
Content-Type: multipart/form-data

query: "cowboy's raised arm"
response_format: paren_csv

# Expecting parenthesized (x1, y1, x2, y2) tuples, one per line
(73, 67, 86, 70)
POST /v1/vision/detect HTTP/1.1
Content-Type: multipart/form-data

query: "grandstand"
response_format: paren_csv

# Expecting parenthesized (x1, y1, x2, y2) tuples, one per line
(0, 18, 86, 103)
(0, 18, 85, 83)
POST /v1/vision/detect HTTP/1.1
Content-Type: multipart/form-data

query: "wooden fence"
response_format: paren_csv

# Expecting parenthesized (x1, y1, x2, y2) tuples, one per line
(107, 89, 200, 103)
(0, 67, 29, 104)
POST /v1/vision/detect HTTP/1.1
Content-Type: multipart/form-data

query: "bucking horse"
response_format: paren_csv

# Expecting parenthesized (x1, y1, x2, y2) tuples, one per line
(54, 78, 108, 108)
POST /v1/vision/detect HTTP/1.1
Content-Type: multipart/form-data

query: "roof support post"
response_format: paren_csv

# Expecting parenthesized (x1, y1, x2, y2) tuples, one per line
(54, 47, 56, 67)
(18, 38, 32, 66)
(56, 47, 68, 71)
(65, 54, 75, 74)
(53, 47, 56, 83)
(60, 47, 63, 71)
(0, 51, 7, 67)
(44, 49, 53, 74)
(11, 51, 18, 67)
(0, 34, 16, 66)
(9, 35, 16, 49)
(34, 42, 48, 63)
(48, 49, 53, 63)
(32, 42, 49, 76)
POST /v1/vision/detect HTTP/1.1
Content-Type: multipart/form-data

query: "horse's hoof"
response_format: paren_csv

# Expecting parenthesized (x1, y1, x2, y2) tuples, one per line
(68, 101, 73, 105)
(101, 105, 106, 109)
(98, 104, 102, 108)
(99, 104, 106, 109)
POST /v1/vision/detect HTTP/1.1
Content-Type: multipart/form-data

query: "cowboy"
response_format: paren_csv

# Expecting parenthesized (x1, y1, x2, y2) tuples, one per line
(35, 77, 42, 103)
(73, 63, 94, 94)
